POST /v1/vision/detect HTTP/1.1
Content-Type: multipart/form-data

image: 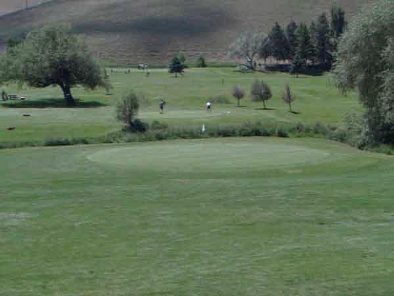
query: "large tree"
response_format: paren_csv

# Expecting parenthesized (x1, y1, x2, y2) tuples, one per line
(0, 24, 107, 106)
(294, 23, 315, 67)
(268, 22, 290, 62)
(315, 13, 333, 69)
(229, 31, 267, 70)
(334, 0, 394, 144)
(286, 20, 298, 60)
(331, 4, 346, 38)
(168, 56, 186, 77)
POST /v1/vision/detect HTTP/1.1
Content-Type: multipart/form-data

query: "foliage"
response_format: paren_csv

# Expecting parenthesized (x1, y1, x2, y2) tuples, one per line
(0, 24, 107, 106)
(331, 4, 347, 38)
(116, 91, 140, 129)
(232, 85, 245, 106)
(250, 79, 272, 109)
(289, 53, 305, 76)
(334, 0, 394, 144)
(286, 20, 298, 60)
(229, 31, 268, 70)
(295, 23, 315, 65)
(168, 56, 186, 77)
(315, 13, 333, 69)
(196, 55, 207, 68)
(268, 22, 290, 61)
(282, 84, 296, 112)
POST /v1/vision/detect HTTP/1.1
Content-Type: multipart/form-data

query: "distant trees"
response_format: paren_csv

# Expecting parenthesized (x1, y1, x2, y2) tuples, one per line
(169, 56, 186, 77)
(232, 85, 245, 107)
(251, 79, 272, 109)
(228, 4, 347, 73)
(334, 0, 394, 144)
(229, 31, 268, 70)
(0, 24, 108, 106)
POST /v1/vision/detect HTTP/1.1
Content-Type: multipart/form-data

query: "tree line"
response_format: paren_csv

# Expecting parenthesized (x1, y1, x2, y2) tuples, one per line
(229, 4, 346, 75)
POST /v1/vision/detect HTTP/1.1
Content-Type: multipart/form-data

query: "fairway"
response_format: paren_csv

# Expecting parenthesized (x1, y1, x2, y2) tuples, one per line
(0, 68, 361, 146)
(1, 137, 393, 295)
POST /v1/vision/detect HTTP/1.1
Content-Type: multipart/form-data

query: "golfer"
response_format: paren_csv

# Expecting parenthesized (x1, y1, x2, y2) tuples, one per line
(206, 101, 212, 111)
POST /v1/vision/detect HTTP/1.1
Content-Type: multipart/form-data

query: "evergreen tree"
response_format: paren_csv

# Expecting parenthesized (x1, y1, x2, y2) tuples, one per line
(309, 21, 318, 64)
(331, 4, 346, 38)
(268, 22, 290, 62)
(286, 20, 298, 60)
(168, 56, 185, 77)
(316, 13, 333, 69)
(294, 23, 315, 67)
(290, 52, 305, 77)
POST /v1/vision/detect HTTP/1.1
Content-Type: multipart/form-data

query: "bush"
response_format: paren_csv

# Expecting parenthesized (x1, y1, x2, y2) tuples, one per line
(116, 91, 140, 128)
(196, 55, 207, 68)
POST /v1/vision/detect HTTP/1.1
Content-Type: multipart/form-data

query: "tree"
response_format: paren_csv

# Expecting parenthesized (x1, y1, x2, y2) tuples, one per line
(286, 20, 298, 60)
(315, 13, 333, 69)
(251, 79, 272, 109)
(0, 24, 107, 106)
(331, 4, 346, 38)
(229, 31, 267, 70)
(282, 84, 296, 112)
(289, 52, 305, 77)
(116, 91, 140, 129)
(294, 23, 315, 67)
(334, 0, 394, 144)
(196, 55, 207, 68)
(309, 21, 318, 64)
(168, 56, 185, 77)
(268, 22, 290, 62)
(232, 85, 245, 107)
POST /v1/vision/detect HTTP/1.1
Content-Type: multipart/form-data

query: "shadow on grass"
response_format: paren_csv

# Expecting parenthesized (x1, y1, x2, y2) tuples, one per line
(290, 111, 301, 114)
(255, 107, 276, 111)
(1, 98, 108, 108)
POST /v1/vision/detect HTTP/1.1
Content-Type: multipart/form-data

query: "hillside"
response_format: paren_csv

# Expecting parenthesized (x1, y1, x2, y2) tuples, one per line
(0, 0, 49, 16)
(0, 0, 373, 65)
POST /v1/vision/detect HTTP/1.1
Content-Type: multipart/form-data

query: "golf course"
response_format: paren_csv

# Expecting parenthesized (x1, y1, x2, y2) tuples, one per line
(0, 137, 393, 295)
(1, 0, 394, 293)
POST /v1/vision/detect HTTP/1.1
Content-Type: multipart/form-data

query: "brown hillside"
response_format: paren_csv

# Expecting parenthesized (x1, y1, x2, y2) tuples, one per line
(0, 0, 373, 65)
(0, 0, 49, 16)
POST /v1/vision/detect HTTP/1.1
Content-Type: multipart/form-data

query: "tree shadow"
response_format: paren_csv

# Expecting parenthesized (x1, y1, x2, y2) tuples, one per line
(255, 107, 276, 111)
(290, 111, 301, 114)
(1, 98, 108, 108)
(236, 105, 248, 108)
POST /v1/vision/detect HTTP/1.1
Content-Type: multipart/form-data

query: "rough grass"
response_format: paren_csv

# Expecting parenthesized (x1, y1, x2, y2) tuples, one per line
(0, 137, 393, 295)
(0, 0, 372, 64)
(0, 68, 361, 146)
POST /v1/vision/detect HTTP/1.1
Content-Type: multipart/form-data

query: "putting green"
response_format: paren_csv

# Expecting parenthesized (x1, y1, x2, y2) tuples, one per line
(87, 138, 333, 173)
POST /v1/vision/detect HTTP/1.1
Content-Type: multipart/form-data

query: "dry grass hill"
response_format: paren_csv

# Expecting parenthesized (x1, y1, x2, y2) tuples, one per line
(0, 0, 373, 65)
(0, 0, 49, 16)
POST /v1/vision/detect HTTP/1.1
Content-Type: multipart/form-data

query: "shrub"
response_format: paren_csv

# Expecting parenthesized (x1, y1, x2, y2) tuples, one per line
(116, 91, 140, 129)
(196, 55, 207, 68)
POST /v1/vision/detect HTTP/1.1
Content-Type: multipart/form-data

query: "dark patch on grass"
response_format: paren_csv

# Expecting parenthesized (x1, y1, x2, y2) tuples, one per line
(2, 98, 108, 108)
(255, 107, 276, 111)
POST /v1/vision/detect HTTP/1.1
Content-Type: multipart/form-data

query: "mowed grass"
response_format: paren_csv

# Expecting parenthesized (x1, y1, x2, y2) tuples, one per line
(0, 68, 361, 145)
(0, 137, 393, 295)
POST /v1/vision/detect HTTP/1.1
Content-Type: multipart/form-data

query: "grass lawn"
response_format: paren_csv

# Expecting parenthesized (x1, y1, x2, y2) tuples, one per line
(0, 68, 361, 145)
(0, 137, 393, 295)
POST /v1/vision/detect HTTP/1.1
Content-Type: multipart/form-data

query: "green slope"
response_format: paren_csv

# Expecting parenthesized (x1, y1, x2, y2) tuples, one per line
(0, 0, 372, 64)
